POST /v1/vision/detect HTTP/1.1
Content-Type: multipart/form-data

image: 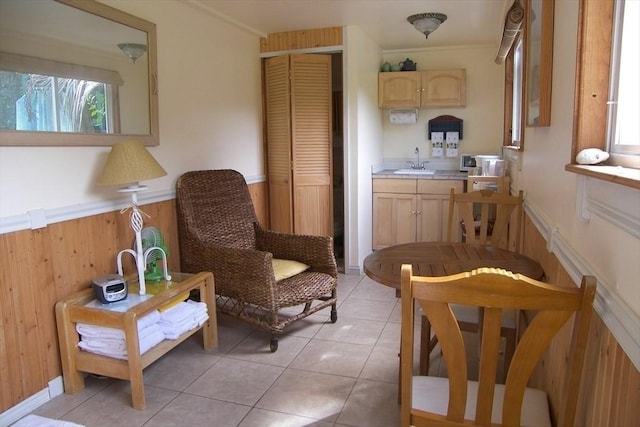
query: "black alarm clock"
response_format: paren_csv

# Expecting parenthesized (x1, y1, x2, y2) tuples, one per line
(92, 274, 128, 303)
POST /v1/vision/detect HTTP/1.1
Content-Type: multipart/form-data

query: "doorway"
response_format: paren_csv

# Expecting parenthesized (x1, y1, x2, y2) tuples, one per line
(331, 53, 344, 272)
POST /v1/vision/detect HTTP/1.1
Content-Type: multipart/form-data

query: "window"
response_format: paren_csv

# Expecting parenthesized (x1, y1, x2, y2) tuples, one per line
(568, 0, 639, 189)
(608, 0, 639, 161)
(0, 52, 122, 134)
(511, 38, 524, 147)
(502, 36, 525, 150)
(0, 72, 114, 133)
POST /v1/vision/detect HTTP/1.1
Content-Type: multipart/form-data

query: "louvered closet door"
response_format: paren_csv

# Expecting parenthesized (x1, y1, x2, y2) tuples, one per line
(265, 54, 333, 237)
(265, 55, 293, 233)
(290, 54, 333, 237)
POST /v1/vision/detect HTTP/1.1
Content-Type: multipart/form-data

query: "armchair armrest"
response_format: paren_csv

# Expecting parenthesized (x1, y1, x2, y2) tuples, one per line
(254, 224, 337, 278)
(180, 239, 278, 308)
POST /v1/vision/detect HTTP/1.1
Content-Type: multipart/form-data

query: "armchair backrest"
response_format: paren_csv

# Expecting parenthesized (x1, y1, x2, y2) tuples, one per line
(176, 170, 258, 249)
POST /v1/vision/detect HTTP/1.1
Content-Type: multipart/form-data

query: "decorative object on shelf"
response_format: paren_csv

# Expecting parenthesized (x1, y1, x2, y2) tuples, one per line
(400, 58, 417, 71)
(576, 148, 610, 165)
(381, 61, 391, 72)
(407, 13, 447, 39)
(391, 63, 403, 72)
(97, 140, 167, 295)
(118, 42, 147, 63)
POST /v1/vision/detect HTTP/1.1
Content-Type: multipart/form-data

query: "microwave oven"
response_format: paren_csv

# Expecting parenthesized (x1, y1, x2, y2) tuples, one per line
(460, 154, 500, 172)
(459, 154, 477, 171)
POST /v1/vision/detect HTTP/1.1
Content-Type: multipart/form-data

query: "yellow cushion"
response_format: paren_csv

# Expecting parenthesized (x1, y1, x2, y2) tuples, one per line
(272, 258, 310, 281)
(158, 291, 190, 312)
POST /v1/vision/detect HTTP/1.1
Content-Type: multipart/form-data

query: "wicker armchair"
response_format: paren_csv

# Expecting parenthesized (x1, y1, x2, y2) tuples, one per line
(175, 169, 338, 352)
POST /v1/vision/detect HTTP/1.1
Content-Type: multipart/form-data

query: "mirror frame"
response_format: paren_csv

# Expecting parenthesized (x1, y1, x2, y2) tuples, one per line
(0, 0, 159, 146)
(524, 0, 554, 127)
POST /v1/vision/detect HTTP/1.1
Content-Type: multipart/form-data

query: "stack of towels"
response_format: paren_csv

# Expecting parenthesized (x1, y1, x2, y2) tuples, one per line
(76, 300, 208, 360)
(157, 299, 209, 339)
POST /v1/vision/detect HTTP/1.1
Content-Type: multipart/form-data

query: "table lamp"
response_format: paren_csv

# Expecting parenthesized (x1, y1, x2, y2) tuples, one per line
(97, 140, 167, 295)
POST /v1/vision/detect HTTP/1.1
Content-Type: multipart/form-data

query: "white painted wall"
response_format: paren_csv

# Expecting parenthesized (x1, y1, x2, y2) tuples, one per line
(381, 45, 504, 165)
(510, 1, 639, 366)
(0, 0, 264, 218)
(344, 26, 384, 274)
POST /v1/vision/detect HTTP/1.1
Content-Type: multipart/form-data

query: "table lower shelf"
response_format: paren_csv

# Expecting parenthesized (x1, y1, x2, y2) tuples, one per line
(75, 324, 204, 381)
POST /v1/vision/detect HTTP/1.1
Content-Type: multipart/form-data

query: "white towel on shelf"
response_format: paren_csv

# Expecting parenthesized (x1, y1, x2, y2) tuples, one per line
(77, 325, 165, 360)
(76, 310, 160, 339)
(158, 300, 208, 339)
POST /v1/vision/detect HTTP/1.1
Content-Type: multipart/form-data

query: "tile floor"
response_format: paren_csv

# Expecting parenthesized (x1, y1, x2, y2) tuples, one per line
(22, 273, 450, 427)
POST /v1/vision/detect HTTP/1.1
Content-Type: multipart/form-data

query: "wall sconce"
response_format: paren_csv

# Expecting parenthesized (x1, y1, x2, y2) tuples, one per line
(117, 43, 147, 63)
(407, 13, 447, 39)
(97, 140, 167, 294)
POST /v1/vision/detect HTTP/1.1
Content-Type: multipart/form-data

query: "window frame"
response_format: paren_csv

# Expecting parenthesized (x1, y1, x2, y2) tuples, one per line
(567, 0, 639, 189)
(503, 36, 526, 150)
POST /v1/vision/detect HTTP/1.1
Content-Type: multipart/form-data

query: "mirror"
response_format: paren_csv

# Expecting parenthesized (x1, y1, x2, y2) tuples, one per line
(0, 0, 158, 146)
(524, 0, 554, 126)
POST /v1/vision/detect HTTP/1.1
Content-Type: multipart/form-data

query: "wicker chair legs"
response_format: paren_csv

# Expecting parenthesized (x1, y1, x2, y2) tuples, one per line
(269, 302, 337, 353)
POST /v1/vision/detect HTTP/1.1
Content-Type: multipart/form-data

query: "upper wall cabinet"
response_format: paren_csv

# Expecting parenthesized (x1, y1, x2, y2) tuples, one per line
(421, 69, 467, 108)
(378, 69, 466, 109)
(378, 71, 421, 108)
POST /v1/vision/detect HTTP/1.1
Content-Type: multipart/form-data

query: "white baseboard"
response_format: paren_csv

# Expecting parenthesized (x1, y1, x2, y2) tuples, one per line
(0, 377, 63, 426)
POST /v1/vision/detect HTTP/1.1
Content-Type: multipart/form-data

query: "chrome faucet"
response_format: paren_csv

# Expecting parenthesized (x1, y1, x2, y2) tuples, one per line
(407, 147, 429, 170)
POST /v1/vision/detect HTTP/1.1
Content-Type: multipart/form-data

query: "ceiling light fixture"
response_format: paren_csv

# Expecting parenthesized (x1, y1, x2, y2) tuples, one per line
(117, 43, 147, 63)
(407, 13, 448, 39)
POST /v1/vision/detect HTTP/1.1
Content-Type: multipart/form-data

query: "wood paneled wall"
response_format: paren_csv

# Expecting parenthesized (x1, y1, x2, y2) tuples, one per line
(0, 182, 267, 412)
(260, 27, 342, 53)
(1, 191, 638, 425)
(521, 215, 640, 426)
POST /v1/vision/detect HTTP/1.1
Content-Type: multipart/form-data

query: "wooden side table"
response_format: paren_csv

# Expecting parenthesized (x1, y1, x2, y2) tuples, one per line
(55, 271, 217, 409)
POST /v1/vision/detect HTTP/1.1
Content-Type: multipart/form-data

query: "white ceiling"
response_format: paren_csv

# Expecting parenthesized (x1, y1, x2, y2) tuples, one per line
(190, 0, 511, 51)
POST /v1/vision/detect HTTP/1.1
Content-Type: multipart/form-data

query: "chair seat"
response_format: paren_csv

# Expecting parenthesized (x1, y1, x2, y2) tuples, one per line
(413, 376, 552, 427)
(277, 271, 336, 307)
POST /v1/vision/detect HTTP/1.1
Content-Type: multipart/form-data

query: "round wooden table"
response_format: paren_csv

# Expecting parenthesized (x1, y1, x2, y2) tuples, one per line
(364, 242, 544, 290)
(364, 241, 544, 380)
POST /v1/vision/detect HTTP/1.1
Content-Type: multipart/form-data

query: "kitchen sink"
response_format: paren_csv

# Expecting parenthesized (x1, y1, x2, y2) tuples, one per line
(393, 169, 436, 175)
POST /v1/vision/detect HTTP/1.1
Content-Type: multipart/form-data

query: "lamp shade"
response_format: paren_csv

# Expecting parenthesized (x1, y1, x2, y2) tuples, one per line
(97, 140, 166, 187)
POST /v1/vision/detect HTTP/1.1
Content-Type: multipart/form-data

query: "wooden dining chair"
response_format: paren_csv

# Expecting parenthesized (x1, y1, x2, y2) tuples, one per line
(401, 265, 596, 427)
(467, 174, 510, 193)
(420, 188, 526, 377)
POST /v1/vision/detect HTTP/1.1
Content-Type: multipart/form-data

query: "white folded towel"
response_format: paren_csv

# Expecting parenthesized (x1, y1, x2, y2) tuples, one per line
(158, 301, 198, 324)
(76, 310, 161, 339)
(158, 300, 208, 339)
(77, 325, 165, 360)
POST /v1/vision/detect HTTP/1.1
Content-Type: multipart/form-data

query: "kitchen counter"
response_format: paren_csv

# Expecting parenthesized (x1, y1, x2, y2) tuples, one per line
(372, 169, 468, 180)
